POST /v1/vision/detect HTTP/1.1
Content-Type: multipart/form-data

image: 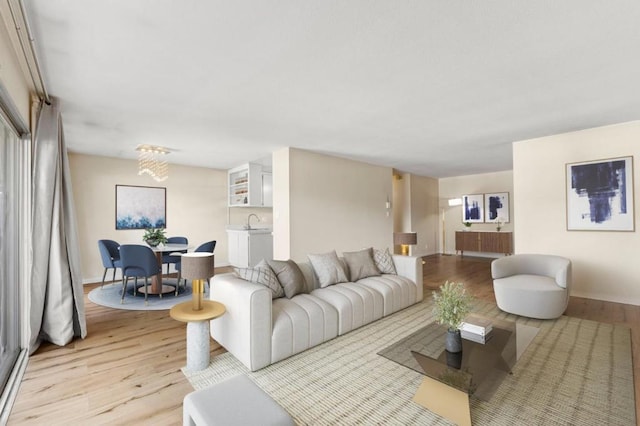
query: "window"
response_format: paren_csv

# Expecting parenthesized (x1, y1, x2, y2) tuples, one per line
(0, 110, 21, 393)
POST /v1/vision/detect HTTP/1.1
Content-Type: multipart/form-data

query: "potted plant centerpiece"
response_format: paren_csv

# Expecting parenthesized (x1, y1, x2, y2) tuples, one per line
(432, 281, 473, 353)
(463, 221, 472, 231)
(143, 227, 167, 247)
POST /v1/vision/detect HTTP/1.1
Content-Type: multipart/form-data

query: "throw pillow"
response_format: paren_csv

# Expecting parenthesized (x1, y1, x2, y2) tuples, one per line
(307, 250, 349, 288)
(234, 259, 284, 299)
(373, 248, 397, 274)
(267, 259, 307, 298)
(343, 247, 380, 281)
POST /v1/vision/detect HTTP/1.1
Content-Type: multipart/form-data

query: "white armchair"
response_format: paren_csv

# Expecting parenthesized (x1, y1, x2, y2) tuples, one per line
(491, 254, 571, 319)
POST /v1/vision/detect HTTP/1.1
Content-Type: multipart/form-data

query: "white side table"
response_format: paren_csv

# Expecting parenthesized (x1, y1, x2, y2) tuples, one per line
(170, 300, 226, 371)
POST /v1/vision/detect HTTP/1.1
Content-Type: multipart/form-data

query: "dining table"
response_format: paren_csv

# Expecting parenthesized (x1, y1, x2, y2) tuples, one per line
(142, 243, 190, 295)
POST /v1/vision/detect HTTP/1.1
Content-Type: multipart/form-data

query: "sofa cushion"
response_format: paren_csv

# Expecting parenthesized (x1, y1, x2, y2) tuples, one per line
(308, 250, 349, 288)
(311, 282, 384, 335)
(267, 259, 307, 298)
(343, 248, 380, 281)
(373, 248, 397, 275)
(271, 294, 339, 363)
(234, 260, 284, 299)
(357, 274, 418, 316)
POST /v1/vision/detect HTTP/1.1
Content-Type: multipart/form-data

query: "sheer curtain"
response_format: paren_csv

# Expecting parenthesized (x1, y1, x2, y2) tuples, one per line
(30, 98, 86, 352)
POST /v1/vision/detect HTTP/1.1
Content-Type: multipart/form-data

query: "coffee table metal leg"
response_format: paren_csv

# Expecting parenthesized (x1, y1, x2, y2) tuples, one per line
(186, 321, 210, 371)
(413, 375, 471, 426)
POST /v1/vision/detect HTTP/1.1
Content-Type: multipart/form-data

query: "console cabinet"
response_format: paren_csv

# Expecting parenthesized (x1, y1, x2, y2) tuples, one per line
(455, 231, 513, 256)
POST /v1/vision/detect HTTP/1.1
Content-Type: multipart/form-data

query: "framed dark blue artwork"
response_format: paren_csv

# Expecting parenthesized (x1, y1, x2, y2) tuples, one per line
(566, 156, 634, 231)
(461, 194, 484, 223)
(484, 192, 509, 223)
(116, 185, 166, 230)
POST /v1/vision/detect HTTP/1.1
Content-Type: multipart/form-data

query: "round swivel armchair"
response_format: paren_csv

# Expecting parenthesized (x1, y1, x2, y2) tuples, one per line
(491, 254, 571, 320)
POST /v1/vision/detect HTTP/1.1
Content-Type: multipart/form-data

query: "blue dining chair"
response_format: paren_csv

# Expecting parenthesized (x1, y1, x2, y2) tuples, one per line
(162, 236, 188, 274)
(120, 244, 161, 305)
(98, 239, 122, 288)
(175, 240, 217, 295)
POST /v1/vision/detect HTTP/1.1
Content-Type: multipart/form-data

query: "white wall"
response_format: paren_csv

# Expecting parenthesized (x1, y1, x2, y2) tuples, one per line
(0, 6, 31, 125)
(393, 173, 439, 256)
(69, 153, 229, 283)
(273, 148, 393, 262)
(514, 121, 640, 305)
(439, 170, 514, 256)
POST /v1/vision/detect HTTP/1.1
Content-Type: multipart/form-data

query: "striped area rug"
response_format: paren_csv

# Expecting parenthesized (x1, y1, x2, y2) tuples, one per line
(184, 298, 635, 425)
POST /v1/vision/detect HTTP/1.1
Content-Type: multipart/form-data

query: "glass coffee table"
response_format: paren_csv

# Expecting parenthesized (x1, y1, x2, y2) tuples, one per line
(378, 316, 538, 426)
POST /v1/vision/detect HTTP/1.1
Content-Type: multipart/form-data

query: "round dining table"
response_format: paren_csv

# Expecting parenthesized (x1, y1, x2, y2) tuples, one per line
(143, 243, 190, 295)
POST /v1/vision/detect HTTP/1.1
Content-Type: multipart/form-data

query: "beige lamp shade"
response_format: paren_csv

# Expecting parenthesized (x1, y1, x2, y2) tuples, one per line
(394, 232, 417, 245)
(181, 253, 215, 280)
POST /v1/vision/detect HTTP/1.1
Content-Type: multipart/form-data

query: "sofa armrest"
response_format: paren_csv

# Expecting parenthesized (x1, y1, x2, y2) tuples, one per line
(210, 273, 272, 371)
(392, 255, 423, 301)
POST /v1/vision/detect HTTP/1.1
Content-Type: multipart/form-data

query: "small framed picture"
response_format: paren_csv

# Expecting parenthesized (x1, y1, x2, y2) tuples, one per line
(462, 194, 484, 223)
(484, 192, 509, 223)
(566, 156, 634, 231)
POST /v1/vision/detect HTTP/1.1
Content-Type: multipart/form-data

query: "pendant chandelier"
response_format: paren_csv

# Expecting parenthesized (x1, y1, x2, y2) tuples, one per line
(136, 144, 170, 182)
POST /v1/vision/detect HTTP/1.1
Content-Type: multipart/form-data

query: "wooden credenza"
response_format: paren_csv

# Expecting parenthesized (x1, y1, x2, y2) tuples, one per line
(455, 231, 513, 257)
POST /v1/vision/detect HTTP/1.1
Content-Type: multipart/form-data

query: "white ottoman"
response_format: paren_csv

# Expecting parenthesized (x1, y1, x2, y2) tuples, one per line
(183, 374, 295, 426)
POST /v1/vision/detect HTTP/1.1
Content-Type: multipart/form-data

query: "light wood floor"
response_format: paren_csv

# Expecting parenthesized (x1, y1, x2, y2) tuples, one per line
(8, 256, 640, 425)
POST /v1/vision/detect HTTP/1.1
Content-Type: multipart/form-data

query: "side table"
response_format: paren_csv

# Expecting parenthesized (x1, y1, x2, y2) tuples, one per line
(170, 300, 226, 371)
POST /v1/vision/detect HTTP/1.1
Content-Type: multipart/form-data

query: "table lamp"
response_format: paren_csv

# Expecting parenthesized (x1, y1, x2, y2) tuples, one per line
(394, 232, 417, 256)
(180, 252, 215, 310)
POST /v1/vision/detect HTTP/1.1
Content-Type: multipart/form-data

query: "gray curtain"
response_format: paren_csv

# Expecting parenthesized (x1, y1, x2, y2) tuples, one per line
(29, 98, 86, 353)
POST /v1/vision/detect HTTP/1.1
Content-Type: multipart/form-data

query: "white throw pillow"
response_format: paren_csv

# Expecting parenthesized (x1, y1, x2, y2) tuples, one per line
(308, 250, 349, 288)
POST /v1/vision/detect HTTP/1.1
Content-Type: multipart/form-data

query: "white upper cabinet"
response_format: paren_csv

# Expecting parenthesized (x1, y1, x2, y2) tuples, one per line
(228, 163, 272, 207)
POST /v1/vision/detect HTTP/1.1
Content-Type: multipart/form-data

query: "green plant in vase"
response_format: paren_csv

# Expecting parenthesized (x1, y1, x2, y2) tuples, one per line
(143, 227, 167, 247)
(432, 281, 473, 353)
(463, 221, 472, 230)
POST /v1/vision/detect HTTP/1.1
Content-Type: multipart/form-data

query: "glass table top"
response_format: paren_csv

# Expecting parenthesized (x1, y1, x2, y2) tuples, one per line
(377, 317, 539, 401)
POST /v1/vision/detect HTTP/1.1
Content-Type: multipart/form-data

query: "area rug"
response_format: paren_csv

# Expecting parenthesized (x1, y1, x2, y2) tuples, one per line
(184, 298, 635, 425)
(88, 279, 209, 311)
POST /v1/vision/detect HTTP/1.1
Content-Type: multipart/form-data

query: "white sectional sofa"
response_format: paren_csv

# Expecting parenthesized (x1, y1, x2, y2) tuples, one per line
(210, 253, 423, 371)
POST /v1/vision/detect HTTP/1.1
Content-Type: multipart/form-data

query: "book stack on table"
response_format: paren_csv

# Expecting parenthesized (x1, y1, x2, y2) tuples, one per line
(458, 315, 493, 344)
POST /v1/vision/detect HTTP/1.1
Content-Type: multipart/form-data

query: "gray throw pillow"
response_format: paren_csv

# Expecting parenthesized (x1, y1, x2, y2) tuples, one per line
(267, 259, 307, 298)
(308, 250, 349, 288)
(373, 248, 397, 274)
(234, 259, 284, 299)
(343, 248, 380, 281)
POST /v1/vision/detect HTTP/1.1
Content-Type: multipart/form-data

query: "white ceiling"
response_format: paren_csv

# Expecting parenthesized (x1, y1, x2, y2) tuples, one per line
(22, 1, 640, 177)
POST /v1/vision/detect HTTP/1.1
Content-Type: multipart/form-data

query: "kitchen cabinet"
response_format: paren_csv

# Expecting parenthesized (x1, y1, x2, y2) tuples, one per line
(227, 228, 273, 267)
(228, 163, 272, 207)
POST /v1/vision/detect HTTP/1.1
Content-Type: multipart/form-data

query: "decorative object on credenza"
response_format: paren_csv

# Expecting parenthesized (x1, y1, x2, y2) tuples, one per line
(432, 281, 473, 353)
(393, 232, 417, 256)
(116, 184, 166, 230)
(142, 227, 167, 247)
(136, 144, 170, 182)
(180, 252, 215, 311)
(484, 192, 510, 223)
(463, 221, 472, 231)
(495, 217, 505, 231)
(566, 156, 634, 231)
(461, 194, 484, 223)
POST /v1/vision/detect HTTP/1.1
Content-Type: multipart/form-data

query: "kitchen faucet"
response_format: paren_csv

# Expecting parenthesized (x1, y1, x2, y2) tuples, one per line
(246, 213, 260, 229)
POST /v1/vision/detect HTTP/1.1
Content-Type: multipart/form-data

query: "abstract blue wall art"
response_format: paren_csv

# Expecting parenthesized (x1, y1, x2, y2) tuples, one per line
(566, 156, 634, 231)
(462, 194, 484, 223)
(484, 192, 510, 223)
(116, 185, 166, 230)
